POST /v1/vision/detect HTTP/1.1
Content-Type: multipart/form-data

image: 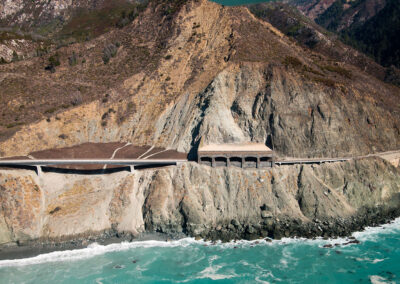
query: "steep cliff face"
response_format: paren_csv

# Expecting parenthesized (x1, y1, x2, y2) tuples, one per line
(0, 0, 398, 159)
(0, 157, 399, 244)
(0, 0, 399, 246)
(1, 61, 399, 159)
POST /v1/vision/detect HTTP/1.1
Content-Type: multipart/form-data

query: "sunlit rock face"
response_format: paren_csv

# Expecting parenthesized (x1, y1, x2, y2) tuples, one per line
(0, 0, 399, 245)
(0, 157, 399, 243)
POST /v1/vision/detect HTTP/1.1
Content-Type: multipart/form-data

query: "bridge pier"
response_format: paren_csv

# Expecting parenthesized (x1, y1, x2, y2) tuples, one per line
(130, 165, 135, 173)
(36, 166, 42, 176)
(211, 157, 216, 168)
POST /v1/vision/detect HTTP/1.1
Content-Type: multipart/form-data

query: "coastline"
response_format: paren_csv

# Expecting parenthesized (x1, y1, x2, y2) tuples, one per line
(1, 206, 399, 261)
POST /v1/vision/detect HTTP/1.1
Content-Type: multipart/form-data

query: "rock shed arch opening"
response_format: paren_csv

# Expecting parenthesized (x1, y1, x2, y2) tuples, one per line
(197, 142, 274, 168)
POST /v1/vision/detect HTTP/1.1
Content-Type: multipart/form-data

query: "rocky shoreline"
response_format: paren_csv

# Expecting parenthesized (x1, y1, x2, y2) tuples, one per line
(1, 157, 399, 260)
(1, 205, 399, 260)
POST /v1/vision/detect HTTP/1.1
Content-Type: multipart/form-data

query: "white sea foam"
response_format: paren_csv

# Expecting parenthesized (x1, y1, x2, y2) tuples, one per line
(355, 257, 385, 264)
(196, 265, 236, 280)
(352, 217, 400, 242)
(369, 275, 395, 284)
(1, 217, 399, 268)
(0, 238, 200, 268)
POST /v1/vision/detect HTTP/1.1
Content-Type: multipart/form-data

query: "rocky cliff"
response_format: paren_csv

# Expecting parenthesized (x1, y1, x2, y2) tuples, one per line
(0, 0, 399, 247)
(0, 157, 399, 246)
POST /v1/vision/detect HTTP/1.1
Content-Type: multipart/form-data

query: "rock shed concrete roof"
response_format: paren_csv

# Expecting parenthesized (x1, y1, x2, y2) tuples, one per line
(198, 143, 272, 153)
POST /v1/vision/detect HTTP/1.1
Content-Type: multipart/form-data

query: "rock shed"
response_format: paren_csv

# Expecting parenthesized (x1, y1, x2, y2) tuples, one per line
(197, 142, 274, 168)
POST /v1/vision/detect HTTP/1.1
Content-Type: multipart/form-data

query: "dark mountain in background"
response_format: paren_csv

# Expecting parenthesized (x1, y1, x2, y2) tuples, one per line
(249, 2, 389, 83)
(286, 0, 400, 71)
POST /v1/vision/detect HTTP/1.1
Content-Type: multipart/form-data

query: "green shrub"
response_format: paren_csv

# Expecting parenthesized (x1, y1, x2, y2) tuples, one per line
(6, 122, 23, 128)
(68, 51, 78, 66)
(322, 65, 352, 79)
(313, 77, 336, 88)
(48, 53, 60, 67)
(12, 50, 19, 62)
(46, 52, 60, 72)
(283, 56, 303, 68)
(102, 43, 118, 64)
(44, 107, 57, 114)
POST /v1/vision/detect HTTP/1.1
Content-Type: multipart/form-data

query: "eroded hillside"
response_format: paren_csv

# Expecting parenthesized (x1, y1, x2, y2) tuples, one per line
(0, 0, 399, 159)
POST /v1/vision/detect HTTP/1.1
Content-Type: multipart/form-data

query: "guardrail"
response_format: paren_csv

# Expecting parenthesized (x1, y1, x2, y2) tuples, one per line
(0, 159, 187, 175)
(274, 158, 351, 165)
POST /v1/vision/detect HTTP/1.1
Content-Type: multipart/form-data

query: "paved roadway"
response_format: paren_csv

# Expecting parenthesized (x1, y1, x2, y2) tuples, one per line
(0, 159, 187, 166)
(0, 149, 398, 174)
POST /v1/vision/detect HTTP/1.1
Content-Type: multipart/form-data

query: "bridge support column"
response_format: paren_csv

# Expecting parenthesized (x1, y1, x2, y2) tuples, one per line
(211, 157, 216, 168)
(36, 166, 42, 176)
(227, 157, 231, 167)
(130, 165, 135, 173)
(241, 157, 244, 169)
(256, 157, 260, 169)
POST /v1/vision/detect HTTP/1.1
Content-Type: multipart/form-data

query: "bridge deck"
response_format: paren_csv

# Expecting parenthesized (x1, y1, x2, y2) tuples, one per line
(0, 159, 187, 166)
(0, 143, 188, 170)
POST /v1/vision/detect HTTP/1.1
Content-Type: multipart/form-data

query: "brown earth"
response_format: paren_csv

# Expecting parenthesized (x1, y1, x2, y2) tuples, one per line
(0, 0, 398, 160)
(0, 142, 187, 170)
(0, 0, 399, 248)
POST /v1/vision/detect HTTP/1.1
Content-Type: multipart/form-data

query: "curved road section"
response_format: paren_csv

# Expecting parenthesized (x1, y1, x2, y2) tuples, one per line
(0, 143, 188, 173)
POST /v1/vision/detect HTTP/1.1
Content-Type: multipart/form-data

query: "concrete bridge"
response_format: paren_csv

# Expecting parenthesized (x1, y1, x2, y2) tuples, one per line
(0, 159, 186, 175)
(0, 142, 398, 175)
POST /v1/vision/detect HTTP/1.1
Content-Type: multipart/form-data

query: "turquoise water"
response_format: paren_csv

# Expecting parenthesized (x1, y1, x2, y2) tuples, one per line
(0, 219, 399, 283)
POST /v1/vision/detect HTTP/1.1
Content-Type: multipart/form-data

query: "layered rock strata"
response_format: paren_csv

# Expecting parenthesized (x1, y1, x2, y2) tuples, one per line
(0, 157, 399, 248)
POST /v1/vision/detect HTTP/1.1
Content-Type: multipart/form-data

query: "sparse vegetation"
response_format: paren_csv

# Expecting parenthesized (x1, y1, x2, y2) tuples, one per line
(127, 102, 135, 110)
(36, 46, 49, 57)
(68, 51, 78, 66)
(102, 43, 118, 64)
(70, 92, 83, 106)
(313, 77, 336, 88)
(44, 107, 57, 114)
(283, 56, 302, 68)
(57, 1, 148, 43)
(385, 66, 400, 87)
(46, 52, 61, 72)
(322, 65, 352, 79)
(6, 122, 23, 129)
(12, 51, 19, 62)
(48, 53, 60, 67)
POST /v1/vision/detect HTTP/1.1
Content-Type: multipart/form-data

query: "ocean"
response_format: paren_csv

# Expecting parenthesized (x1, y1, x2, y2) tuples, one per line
(0, 218, 399, 283)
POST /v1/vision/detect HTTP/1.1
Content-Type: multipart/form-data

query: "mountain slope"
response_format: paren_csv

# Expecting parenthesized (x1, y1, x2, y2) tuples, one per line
(0, 0, 399, 160)
(289, 0, 400, 69)
(340, 0, 400, 68)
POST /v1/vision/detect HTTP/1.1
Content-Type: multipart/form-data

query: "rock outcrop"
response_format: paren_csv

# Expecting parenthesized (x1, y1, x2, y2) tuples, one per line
(0, 0, 399, 159)
(0, 157, 399, 245)
(0, 0, 399, 249)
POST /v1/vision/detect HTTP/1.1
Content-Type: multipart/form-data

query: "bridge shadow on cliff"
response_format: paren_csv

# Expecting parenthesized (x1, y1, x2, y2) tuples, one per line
(0, 164, 177, 175)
